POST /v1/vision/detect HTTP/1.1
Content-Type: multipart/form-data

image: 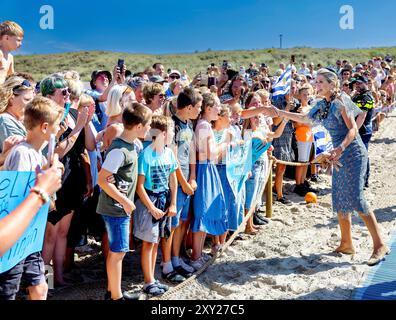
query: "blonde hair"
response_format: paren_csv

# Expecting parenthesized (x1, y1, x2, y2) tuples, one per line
(0, 21, 24, 37)
(66, 79, 83, 101)
(79, 94, 94, 109)
(255, 89, 270, 102)
(169, 79, 183, 93)
(24, 96, 63, 130)
(317, 68, 340, 93)
(142, 83, 163, 105)
(0, 75, 33, 113)
(106, 85, 128, 117)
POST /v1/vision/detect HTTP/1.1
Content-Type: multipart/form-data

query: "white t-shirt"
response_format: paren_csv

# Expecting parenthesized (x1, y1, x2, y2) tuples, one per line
(3, 142, 47, 171)
(195, 119, 216, 161)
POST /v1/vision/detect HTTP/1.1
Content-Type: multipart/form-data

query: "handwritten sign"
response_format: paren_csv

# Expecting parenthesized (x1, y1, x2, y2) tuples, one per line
(226, 139, 253, 198)
(0, 171, 49, 273)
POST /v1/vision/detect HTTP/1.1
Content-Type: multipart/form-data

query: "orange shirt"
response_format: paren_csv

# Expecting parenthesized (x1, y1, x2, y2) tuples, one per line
(295, 105, 313, 142)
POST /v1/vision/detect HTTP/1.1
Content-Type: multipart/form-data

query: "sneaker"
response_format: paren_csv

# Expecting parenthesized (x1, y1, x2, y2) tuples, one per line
(174, 265, 193, 278)
(190, 257, 206, 271)
(253, 213, 267, 225)
(294, 184, 306, 197)
(179, 258, 195, 274)
(276, 196, 292, 205)
(155, 280, 169, 291)
(105, 290, 141, 300)
(161, 270, 186, 284)
(310, 174, 321, 183)
(255, 213, 269, 224)
(143, 283, 165, 297)
(202, 252, 212, 261)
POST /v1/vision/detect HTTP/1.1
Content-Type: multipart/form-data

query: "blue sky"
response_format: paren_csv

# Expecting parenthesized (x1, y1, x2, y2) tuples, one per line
(1, 0, 395, 55)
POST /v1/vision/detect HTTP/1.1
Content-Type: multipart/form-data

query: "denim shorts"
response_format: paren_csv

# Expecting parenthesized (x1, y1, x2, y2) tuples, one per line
(0, 251, 46, 300)
(297, 141, 312, 162)
(171, 186, 191, 228)
(102, 215, 130, 253)
(245, 160, 267, 210)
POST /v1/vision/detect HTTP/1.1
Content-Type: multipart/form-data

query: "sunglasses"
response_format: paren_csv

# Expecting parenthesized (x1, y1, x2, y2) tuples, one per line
(60, 88, 71, 96)
(169, 75, 180, 79)
(158, 93, 165, 98)
(13, 79, 32, 92)
(262, 80, 270, 84)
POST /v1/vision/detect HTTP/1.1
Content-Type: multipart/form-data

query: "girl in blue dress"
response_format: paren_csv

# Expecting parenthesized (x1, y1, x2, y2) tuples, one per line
(264, 68, 389, 266)
(191, 93, 228, 271)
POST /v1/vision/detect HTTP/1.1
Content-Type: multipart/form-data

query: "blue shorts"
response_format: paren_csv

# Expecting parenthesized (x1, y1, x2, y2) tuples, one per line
(171, 186, 191, 228)
(102, 215, 130, 253)
(0, 252, 46, 300)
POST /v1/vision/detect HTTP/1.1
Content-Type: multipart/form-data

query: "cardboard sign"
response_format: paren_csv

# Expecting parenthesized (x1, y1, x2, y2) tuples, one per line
(0, 171, 49, 273)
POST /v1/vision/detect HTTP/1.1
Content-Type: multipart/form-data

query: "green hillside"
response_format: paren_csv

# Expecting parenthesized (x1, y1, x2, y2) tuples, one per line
(14, 47, 396, 82)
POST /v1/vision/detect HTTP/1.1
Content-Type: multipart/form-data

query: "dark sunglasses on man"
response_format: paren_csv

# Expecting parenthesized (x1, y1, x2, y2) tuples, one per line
(169, 75, 180, 80)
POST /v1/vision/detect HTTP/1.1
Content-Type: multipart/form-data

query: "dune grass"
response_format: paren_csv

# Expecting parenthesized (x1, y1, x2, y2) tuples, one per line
(14, 47, 396, 82)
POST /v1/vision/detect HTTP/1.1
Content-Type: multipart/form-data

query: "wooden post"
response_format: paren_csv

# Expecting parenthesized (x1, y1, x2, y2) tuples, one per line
(266, 161, 273, 218)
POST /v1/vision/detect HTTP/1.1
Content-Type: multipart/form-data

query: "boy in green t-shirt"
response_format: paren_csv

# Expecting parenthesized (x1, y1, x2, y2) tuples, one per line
(97, 103, 152, 300)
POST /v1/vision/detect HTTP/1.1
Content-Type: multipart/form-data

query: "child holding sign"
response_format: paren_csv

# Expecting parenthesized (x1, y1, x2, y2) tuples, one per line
(0, 96, 63, 300)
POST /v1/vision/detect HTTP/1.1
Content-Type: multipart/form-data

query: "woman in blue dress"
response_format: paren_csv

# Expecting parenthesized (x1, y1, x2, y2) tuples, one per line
(264, 68, 389, 266)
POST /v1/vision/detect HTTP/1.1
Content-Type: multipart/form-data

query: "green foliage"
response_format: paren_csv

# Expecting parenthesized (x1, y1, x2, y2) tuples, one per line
(14, 47, 396, 82)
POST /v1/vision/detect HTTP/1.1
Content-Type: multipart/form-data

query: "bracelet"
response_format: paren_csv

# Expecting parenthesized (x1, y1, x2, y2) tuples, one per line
(282, 118, 288, 124)
(30, 187, 50, 204)
(339, 144, 345, 152)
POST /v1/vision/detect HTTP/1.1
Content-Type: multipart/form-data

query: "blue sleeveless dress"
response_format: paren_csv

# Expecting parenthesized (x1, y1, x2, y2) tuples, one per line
(308, 93, 370, 216)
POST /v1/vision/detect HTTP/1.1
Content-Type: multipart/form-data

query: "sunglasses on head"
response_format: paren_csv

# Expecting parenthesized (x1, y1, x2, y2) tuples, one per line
(13, 79, 32, 92)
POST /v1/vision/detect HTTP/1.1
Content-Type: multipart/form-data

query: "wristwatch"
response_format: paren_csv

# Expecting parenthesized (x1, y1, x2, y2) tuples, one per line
(339, 144, 345, 152)
(30, 187, 50, 204)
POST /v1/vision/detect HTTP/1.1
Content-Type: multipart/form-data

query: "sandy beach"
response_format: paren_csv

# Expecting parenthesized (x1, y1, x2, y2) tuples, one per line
(49, 111, 396, 300)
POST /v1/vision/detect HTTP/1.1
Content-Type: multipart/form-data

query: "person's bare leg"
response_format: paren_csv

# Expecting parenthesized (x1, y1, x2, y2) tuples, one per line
(42, 222, 58, 265)
(106, 251, 125, 300)
(141, 241, 154, 284)
(275, 164, 286, 199)
(244, 209, 257, 234)
(151, 243, 159, 279)
(219, 232, 227, 244)
(192, 231, 205, 261)
(27, 282, 48, 300)
(160, 230, 175, 264)
(53, 212, 74, 285)
(359, 211, 388, 255)
(335, 213, 355, 254)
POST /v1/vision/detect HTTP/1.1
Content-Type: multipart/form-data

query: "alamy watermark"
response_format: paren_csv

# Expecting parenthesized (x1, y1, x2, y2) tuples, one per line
(339, 5, 354, 30)
(39, 5, 54, 30)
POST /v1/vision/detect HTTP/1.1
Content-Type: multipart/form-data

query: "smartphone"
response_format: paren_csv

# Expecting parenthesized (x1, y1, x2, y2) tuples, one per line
(47, 134, 56, 166)
(117, 59, 125, 73)
(208, 76, 217, 87)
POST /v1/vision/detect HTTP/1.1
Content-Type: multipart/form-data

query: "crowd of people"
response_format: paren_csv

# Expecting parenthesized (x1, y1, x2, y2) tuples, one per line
(0, 20, 395, 300)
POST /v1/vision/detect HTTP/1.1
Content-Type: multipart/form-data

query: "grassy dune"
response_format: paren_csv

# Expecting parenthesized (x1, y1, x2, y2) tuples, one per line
(14, 47, 396, 82)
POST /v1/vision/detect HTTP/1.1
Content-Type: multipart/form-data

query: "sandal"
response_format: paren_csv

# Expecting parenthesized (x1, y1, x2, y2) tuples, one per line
(161, 270, 186, 284)
(155, 280, 169, 291)
(143, 283, 165, 296)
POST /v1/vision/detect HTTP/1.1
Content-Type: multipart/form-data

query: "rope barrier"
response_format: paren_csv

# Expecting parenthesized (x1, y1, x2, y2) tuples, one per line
(151, 160, 273, 300)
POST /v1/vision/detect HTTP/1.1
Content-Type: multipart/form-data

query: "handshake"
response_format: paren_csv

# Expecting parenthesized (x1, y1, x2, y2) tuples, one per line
(311, 152, 343, 172)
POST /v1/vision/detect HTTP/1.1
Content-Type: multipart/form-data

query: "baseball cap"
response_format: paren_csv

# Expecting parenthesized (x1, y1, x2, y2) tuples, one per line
(90, 70, 112, 89)
(126, 76, 147, 90)
(149, 75, 166, 83)
(169, 70, 181, 77)
(351, 75, 368, 84)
